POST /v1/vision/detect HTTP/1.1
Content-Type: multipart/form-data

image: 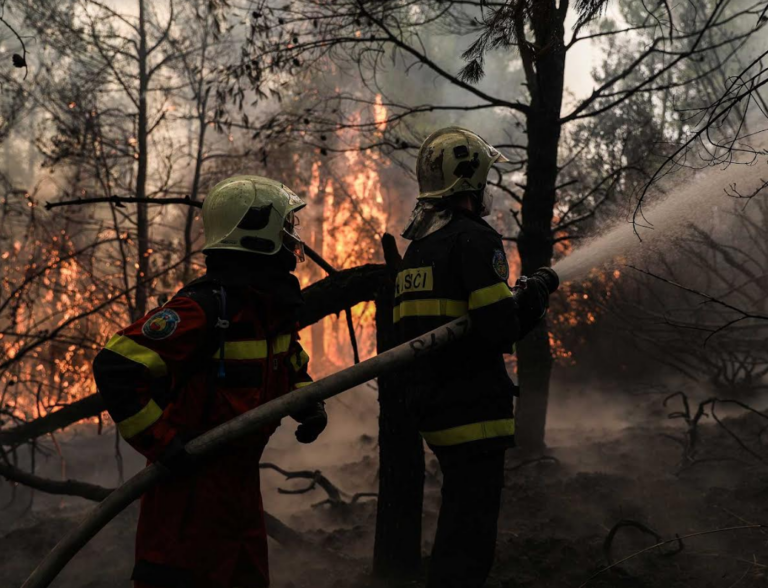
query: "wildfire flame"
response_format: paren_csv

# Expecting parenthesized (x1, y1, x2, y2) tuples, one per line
(297, 96, 391, 375)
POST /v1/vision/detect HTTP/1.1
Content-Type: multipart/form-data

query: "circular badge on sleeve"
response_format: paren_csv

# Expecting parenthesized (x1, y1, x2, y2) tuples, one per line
(142, 308, 180, 340)
(492, 249, 510, 281)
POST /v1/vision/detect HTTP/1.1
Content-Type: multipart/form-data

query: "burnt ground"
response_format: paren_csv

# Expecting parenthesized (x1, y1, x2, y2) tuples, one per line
(0, 383, 767, 588)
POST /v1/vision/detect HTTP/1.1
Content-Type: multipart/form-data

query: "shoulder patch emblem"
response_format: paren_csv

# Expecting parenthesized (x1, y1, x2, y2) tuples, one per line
(492, 249, 510, 281)
(142, 308, 180, 340)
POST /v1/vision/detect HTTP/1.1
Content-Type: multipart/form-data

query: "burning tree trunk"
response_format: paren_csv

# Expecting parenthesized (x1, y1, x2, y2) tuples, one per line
(373, 234, 425, 580)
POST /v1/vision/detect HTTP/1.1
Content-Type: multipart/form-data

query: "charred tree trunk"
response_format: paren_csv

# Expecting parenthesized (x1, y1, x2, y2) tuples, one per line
(181, 91, 209, 283)
(514, 1, 567, 451)
(373, 234, 425, 580)
(134, 0, 150, 319)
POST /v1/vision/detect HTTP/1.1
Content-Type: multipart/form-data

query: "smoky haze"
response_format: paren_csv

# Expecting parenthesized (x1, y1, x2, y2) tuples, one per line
(1, 2, 768, 588)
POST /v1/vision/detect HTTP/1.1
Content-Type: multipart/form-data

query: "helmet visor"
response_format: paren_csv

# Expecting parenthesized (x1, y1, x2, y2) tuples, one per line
(282, 212, 305, 262)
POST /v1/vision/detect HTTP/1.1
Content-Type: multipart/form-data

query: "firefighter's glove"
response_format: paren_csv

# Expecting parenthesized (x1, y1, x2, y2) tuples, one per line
(531, 267, 560, 294)
(292, 403, 327, 444)
(156, 434, 195, 474)
(519, 268, 559, 314)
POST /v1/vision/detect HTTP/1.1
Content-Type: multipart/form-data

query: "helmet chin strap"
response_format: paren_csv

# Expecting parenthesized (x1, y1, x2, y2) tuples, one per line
(474, 189, 493, 217)
(277, 245, 298, 271)
(479, 190, 493, 216)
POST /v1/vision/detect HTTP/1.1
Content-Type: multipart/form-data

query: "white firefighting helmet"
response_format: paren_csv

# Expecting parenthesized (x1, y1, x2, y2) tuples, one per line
(416, 126, 509, 216)
(202, 175, 306, 260)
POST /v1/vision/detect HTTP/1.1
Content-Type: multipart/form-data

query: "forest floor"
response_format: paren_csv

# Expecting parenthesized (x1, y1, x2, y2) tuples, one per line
(0, 381, 766, 588)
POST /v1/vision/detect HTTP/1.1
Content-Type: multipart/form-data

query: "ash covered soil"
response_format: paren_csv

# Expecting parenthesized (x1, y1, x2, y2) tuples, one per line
(1, 383, 767, 588)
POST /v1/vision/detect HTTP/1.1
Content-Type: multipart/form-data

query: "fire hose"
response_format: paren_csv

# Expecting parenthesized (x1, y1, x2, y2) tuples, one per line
(21, 268, 559, 588)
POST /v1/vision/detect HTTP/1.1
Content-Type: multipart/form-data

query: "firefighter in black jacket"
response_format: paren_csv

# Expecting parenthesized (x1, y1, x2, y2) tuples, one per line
(394, 127, 559, 588)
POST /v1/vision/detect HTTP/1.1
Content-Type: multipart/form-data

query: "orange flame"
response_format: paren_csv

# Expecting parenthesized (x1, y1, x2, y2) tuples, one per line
(295, 98, 391, 375)
(373, 94, 387, 132)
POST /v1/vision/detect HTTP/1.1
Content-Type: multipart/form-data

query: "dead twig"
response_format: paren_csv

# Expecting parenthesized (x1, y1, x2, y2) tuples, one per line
(579, 525, 767, 588)
(626, 265, 768, 344)
(0, 6, 30, 79)
(260, 462, 376, 507)
(663, 391, 714, 471)
(506, 455, 560, 472)
(350, 492, 377, 504)
(663, 393, 768, 472)
(603, 520, 683, 566)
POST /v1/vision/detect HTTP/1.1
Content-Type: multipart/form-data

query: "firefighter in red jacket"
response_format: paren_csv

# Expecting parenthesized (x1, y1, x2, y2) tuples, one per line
(93, 175, 327, 588)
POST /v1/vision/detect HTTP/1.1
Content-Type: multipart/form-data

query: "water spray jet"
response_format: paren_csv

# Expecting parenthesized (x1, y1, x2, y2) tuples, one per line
(551, 163, 768, 284)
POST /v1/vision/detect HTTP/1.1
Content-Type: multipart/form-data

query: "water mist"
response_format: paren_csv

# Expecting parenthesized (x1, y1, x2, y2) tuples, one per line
(551, 160, 768, 283)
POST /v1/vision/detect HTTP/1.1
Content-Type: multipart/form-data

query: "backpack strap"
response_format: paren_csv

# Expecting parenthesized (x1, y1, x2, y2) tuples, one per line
(174, 276, 231, 377)
(174, 277, 235, 424)
(213, 282, 229, 380)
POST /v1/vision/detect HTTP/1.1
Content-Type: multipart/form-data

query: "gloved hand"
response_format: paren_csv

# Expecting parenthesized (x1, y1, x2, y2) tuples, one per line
(512, 267, 559, 337)
(292, 403, 327, 444)
(530, 267, 560, 294)
(156, 434, 196, 474)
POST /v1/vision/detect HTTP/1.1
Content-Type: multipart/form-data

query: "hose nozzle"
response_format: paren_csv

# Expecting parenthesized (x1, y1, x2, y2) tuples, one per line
(532, 267, 560, 294)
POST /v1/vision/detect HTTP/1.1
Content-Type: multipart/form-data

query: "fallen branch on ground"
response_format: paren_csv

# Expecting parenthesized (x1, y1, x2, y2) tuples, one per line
(260, 462, 376, 508)
(0, 459, 309, 548)
(0, 460, 110, 502)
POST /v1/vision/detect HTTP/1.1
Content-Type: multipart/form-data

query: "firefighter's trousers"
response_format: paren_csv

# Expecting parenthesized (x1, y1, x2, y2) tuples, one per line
(427, 447, 506, 588)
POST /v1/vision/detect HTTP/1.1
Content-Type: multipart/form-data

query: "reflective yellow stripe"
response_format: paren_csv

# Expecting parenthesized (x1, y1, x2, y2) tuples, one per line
(117, 399, 163, 439)
(273, 334, 292, 354)
(212, 334, 293, 360)
(290, 349, 310, 371)
(105, 335, 167, 377)
(421, 418, 515, 447)
(213, 340, 268, 360)
(393, 299, 468, 323)
(468, 282, 512, 310)
(293, 381, 312, 389)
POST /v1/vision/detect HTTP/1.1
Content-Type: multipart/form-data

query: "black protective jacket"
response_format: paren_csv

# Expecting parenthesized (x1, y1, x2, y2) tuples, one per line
(393, 209, 547, 450)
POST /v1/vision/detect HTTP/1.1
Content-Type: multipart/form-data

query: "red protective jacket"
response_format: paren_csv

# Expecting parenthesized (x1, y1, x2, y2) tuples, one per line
(93, 258, 315, 588)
